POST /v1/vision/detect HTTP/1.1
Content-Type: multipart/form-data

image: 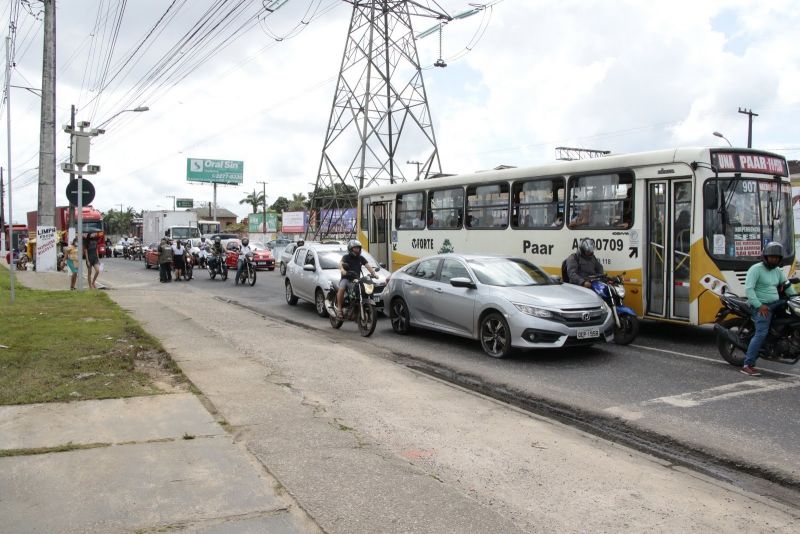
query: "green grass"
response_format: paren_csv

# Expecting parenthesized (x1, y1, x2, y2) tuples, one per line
(0, 268, 182, 405)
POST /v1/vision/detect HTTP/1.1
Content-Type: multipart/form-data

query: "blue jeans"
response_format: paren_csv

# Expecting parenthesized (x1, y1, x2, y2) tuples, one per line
(236, 258, 245, 282)
(744, 301, 783, 366)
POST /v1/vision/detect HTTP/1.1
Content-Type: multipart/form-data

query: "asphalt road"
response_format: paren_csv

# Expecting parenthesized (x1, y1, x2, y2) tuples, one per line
(102, 257, 800, 488)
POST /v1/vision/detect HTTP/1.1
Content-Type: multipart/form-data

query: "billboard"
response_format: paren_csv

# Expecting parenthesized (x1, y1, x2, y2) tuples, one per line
(282, 211, 306, 233)
(186, 158, 244, 184)
(248, 212, 278, 233)
(317, 208, 357, 235)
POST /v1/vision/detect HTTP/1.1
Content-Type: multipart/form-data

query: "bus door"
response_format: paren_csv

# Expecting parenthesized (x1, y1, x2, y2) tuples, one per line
(645, 180, 692, 320)
(369, 202, 391, 268)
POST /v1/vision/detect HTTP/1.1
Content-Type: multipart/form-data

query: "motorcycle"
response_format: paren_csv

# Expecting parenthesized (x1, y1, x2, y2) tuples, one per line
(130, 244, 143, 261)
(207, 253, 228, 280)
(324, 272, 378, 337)
(122, 244, 130, 260)
(233, 253, 257, 286)
(588, 274, 639, 345)
(714, 278, 800, 367)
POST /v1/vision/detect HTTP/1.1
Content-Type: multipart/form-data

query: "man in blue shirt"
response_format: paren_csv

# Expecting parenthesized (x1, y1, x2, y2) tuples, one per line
(742, 242, 796, 376)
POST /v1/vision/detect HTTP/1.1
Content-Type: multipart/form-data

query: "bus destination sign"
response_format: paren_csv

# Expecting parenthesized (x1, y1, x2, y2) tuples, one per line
(711, 151, 787, 176)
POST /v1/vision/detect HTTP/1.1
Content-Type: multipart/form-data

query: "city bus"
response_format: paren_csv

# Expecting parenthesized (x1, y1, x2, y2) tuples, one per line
(356, 147, 793, 326)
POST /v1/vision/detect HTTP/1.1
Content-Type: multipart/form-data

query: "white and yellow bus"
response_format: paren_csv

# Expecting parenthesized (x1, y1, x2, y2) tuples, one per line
(357, 148, 793, 326)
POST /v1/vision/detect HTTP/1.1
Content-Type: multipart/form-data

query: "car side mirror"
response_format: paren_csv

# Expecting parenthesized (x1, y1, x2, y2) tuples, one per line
(450, 277, 476, 289)
(550, 275, 562, 283)
(303, 264, 316, 272)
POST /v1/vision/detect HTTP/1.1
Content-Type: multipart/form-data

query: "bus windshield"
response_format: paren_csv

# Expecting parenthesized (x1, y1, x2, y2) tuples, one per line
(171, 227, 200, 239)
(704, 178, 793, 261)
(80, 221, 103, 233)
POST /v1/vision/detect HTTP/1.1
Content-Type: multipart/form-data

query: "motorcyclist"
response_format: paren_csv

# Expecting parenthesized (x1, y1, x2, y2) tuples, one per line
(198, 236, 209, 268)
(741, 242, 796, 376)
(336, 240, 377, 319)
(235, 237, 253, 285)
(565, 237, 604, 288)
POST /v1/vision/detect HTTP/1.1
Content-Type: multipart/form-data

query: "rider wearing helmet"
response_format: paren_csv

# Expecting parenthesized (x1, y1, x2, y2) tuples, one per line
(565, 238, 605, 288)
(336, 240, 377, 319)
(235, 237, 253, 285)
(742, 242, 796, 376)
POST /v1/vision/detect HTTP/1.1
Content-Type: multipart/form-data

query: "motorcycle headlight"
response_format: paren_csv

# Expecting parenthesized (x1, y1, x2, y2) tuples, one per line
(363, 283, 374, 295)
(513, 303, 553, 318)
(615, 285, 626, 299)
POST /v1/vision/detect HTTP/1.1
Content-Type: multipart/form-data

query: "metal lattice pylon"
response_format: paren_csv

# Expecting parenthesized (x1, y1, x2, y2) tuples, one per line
(308, 1, 450, 238)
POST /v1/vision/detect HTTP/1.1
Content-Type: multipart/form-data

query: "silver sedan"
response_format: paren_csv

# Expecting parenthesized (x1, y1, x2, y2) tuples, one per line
(384, 254, 614, 358)
(284, 244, 389, 316)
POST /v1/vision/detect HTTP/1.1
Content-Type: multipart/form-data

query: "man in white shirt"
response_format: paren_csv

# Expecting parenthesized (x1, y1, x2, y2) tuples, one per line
(235, 237, 253, 285)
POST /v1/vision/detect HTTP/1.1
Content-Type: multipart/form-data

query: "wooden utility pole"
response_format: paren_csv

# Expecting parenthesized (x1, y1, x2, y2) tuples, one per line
(738, 107, 758, 148)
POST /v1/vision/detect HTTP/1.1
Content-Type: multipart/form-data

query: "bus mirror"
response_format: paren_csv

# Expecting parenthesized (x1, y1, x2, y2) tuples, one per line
(703, 183, 718, 210)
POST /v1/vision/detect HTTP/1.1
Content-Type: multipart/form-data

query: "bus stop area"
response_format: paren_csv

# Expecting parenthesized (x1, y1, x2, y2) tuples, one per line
(1, 267, 798, 532)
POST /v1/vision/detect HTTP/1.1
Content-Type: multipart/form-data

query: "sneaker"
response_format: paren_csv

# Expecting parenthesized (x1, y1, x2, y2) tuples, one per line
(740, 365, 761, 377)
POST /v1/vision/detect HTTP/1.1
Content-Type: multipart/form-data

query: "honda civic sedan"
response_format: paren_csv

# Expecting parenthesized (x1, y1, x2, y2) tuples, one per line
(384, 254, 614, 358)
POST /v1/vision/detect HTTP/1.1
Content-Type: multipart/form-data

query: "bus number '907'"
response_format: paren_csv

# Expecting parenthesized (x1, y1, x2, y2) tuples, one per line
(572, 238, 625, 252)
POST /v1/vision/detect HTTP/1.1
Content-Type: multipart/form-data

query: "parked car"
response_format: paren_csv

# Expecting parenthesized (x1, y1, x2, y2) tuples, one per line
(384, 254, 614, 358)
(284, 244, 388, 317)
(143, 243, 160, 269)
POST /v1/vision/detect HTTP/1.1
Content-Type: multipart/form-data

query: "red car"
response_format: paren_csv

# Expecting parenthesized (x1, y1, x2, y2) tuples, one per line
(144, 243, 160, 269)
(224, 240, 275, 271)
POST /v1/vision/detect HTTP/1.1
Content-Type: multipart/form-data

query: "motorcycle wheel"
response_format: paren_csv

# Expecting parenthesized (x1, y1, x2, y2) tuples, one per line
(613, 314, 639, 345)
(247, 265, 256, 286)
(185, 264, 193, 280)
(358, 301, 377, 337)
(717, 317, 750, 367)
(209, 266, 216, 280)
(221, 267, 228, 281)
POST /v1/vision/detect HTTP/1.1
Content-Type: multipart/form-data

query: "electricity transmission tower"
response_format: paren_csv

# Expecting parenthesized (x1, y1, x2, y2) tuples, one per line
(308, 1, 452, 238)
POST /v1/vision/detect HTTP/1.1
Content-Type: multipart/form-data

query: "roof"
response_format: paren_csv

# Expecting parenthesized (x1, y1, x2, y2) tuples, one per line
(188, 207, 238, 219)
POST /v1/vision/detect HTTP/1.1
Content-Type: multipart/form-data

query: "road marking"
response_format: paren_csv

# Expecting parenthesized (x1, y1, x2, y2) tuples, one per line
(641, 378, 800, 408)
(630, 343, 800, 378)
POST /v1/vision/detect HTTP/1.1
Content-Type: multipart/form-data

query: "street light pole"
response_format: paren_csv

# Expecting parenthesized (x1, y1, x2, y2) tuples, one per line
(95, 106, 149, 130)
(713, 131, 733, 147)
(166, 196, 176, 211)
(407, 160, 422, 180)
(5, 36, 15, 302)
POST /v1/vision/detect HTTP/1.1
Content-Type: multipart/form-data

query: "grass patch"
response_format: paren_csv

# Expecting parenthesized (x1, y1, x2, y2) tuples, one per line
(0, 268, 184, 405)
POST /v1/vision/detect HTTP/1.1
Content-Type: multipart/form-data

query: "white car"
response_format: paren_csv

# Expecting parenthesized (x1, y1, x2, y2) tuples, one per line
(284, 244, 388, 317)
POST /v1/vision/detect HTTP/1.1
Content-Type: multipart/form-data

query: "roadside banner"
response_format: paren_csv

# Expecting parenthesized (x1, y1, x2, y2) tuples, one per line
(36, 226, 58, 272)
(248, 212, 278, 233)
(282, 211, 306, 233)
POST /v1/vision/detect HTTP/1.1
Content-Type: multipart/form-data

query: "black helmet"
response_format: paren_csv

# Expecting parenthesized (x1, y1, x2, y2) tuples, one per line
(347, 239, 363, 254)
(242, 237, 249, 246)
(214, 237, 221, 244)
(579, 238, 596, 255)
(761, 241, 783, 269)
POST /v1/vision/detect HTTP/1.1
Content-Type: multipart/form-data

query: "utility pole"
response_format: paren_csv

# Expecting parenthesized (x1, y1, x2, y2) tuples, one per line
(738, 107, 758, 148)
(256, 180, 268, 235)
(407, 160, 421, 181)
(67, 104, 76, 231)
(37, 0, 56, 234)
(166, 196, 175, 210)
(0, 167, 5, 253)
(6, 36, 15, 302)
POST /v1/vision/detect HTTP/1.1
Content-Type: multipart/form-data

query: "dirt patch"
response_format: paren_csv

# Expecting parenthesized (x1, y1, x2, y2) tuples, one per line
(134, 349, 191, 394)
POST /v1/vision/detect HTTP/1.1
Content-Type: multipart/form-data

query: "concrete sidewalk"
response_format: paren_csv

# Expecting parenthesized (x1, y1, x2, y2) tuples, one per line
(4, 266, 800, 532)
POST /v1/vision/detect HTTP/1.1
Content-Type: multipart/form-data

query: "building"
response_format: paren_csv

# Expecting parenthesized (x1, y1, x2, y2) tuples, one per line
(187, 207, 238, 230)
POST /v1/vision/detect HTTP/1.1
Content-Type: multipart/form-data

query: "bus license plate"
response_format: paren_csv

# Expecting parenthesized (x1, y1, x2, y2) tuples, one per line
(577, 327, 600, 339)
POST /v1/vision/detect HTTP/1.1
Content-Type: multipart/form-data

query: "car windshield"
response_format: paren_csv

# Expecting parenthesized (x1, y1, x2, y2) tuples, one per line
(318, 249, 379, 270)
(251, 242, 266, 250)
(467, 258, 552, 286)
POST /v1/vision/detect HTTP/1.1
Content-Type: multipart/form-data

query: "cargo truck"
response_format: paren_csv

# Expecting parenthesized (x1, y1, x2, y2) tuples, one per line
(142, 210, 200, 245)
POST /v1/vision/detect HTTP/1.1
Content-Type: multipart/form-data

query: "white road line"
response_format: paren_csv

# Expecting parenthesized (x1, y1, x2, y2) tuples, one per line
(641, 378, 800, 408)
(630, 344, 800, 379)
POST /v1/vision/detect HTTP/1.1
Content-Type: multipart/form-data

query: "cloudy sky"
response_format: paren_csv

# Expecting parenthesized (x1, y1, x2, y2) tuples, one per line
(3, 0, 799, 224)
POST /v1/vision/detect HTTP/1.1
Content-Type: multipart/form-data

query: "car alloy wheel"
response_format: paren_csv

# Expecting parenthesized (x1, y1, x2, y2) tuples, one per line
(480, 312, 512, 358)
(315, 289, 328, 317)
(390, 298, 411, 334)
(285, 280, 298, 305)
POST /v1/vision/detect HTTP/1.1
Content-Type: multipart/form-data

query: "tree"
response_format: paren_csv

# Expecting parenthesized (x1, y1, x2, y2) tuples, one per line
(270, 196, 290, 213)
(308, 183, 358, 209)
(289, 193, 307, 211)
(239, 189, 265, 214)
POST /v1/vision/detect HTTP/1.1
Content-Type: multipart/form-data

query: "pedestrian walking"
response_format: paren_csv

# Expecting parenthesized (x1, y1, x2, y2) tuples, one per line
(65, 238, 79, 290)
(84, 232, 100, 289)
(158, 238, 173, 283)
(172, 239, 186, 281)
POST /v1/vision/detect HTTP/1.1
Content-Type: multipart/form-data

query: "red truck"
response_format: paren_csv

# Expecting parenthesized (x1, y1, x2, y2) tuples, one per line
(26, 206, 107, 257)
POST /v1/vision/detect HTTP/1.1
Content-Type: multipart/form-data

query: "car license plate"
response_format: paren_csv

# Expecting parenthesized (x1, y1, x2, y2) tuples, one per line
(256, 261, 265, 266)
(576, 327, 600, 339)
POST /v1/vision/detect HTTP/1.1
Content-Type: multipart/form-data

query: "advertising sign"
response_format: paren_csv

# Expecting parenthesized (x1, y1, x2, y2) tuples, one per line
(186, 158, 244, 184)
(318, 208, 357, 235)
(282, 211, 306, 233)
(36, 226, 57, 272)
(248, 212, 278, 233)
(793, 186, 800, 255)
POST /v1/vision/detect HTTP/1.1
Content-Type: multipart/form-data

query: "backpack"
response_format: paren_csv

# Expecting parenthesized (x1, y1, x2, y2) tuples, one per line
(561, 253, 577, 283)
